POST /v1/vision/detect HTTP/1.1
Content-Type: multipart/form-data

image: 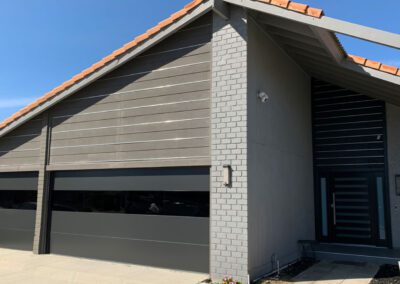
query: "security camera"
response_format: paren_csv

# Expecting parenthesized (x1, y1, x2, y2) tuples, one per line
(258, 91, 269, 103)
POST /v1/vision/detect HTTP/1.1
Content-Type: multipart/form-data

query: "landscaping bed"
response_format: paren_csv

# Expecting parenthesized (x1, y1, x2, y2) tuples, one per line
(370, 264, 400, 284)
(255, 258, 317, 284)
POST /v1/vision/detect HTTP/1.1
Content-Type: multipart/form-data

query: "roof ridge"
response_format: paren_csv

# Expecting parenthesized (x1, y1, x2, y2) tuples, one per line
(347, 54, 400, 76)
(0, 0, 206, 129)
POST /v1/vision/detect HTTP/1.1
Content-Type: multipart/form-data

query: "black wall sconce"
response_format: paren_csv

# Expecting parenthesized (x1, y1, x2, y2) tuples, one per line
(223, 165, 232, 187)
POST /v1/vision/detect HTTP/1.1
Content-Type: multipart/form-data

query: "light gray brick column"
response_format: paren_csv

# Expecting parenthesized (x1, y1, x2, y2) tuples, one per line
(210, 6, 249, 283)
(33, 112, 51, 254)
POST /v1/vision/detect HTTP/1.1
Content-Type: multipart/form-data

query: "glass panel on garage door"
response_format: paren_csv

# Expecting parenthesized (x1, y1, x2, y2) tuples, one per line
(49, 167, 210, 272)
(0, 172, 38, 250)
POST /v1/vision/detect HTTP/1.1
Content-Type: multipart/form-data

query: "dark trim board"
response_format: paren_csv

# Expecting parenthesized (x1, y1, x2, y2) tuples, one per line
(52, 167, 210, 192)
(0, 172, 38, 191)
(382, 104, 393, 248)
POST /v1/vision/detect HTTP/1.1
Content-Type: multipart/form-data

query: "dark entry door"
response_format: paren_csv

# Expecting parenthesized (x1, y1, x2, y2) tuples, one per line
(312, 79, 390, 246)
(318, 172, 387, 245)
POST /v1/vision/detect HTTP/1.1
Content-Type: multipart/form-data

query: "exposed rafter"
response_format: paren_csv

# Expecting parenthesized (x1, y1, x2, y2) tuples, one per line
(212, 0, 230, 20)
(309, 27, 345, 64)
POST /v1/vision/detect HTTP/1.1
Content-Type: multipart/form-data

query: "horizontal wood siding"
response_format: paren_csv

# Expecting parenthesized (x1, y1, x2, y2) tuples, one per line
(48, 14, 212, 168)
(0, 116, 43, 170)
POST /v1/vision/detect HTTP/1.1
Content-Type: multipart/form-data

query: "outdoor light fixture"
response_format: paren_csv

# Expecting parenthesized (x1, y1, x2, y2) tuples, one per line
(396, 175, 400, 196)
(223, 165, 232, 187)
(258, 91, 269, 103)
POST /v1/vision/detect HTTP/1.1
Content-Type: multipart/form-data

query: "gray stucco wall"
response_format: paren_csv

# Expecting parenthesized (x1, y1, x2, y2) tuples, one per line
(386, 103, 400, 248)
(247, 18, 314, 279)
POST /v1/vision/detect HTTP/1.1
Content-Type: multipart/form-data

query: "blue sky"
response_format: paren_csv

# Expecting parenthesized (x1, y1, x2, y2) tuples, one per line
(0, 0, 399, 121)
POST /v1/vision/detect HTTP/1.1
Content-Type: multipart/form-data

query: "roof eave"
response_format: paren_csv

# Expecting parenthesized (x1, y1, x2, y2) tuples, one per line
(342, 60, 400, 86)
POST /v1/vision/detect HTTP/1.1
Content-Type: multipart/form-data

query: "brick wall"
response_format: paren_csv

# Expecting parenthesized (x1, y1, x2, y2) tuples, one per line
(210, 6, 249, 283)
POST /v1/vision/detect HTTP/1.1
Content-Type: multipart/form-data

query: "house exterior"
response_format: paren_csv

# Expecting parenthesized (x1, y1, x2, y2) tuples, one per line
(0, 0, 399, 283)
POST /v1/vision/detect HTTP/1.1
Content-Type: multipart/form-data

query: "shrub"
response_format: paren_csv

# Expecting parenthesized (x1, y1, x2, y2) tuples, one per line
(221, 276, 242, 284)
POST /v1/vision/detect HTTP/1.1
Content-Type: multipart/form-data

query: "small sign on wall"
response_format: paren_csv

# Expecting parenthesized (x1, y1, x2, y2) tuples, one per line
(395, 175, 400, 196)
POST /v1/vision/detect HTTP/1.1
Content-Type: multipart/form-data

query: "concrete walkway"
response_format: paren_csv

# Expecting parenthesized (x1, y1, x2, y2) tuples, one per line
(292, 260, 379, 284)
(0, 248, 209, 284)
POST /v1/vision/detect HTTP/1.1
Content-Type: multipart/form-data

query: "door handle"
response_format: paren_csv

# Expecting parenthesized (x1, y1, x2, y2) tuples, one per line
(331, 193, 336, 225)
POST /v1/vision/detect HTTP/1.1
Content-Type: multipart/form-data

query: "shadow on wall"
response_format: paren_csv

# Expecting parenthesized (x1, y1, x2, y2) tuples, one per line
(0, 116, 43, 164)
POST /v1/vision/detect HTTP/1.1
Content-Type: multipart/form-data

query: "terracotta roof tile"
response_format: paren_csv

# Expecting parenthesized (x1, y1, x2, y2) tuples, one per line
(380, 64, 398, 75)
(91, 61, 106, 70)
(171, 9, 189, 21)
(185, 0, 204, 10)
(158, 18, 175, 29)
(347, 55, 367, 65)
(252, 0, 324, 18)
(123, 39, 139, 50)
(270, 0, 290, 8)
(2, 117, 13, 125)
(365, 60, 381, 70)
(134, 33, 150, 43)
(147, 26, 162, 35)
(0, 0, 206, 130)
(288, 2, 308, 13)
(347, 54, 400, 77)
(306, 7, 324, 18)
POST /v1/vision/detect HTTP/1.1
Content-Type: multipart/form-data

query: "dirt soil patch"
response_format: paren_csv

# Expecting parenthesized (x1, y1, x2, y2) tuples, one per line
(255, 258, 317, 284)
(370, 264, 400, 284)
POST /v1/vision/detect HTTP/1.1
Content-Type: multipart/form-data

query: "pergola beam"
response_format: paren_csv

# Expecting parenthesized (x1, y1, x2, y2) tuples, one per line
(224, 0, 400, 49)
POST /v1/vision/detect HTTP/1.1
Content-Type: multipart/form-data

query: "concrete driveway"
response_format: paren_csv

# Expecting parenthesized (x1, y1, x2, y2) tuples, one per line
(292, 260, 379, 284)
(0, 248, 209, 284)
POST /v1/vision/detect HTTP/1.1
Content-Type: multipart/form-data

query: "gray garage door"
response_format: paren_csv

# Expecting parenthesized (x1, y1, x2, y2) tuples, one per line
(50, 167, 210, 272)
(0, 172, 38, 250)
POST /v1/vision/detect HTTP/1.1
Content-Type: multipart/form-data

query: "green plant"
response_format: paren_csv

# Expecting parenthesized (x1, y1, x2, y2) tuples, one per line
(221, 276, 242, 284)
